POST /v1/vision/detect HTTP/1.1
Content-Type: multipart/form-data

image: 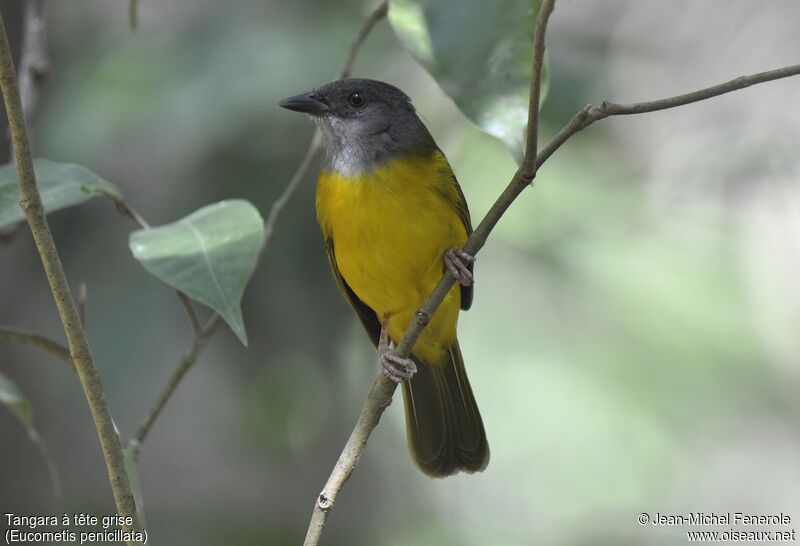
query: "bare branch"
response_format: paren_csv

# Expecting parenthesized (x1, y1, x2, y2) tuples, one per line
(0, 325, 73, 367)
(340, 0, 389, 80)
(0, 13, 140, 538)
(17, 0, 48, 127)
(532, 64, 800, 167)
(260, 0, 388, 262)
(176, 292, 202, 336)
(113, 197, 151, 229)
(259, 131, 322, 262)
(129, 0, 139, 30)
(521, 0, 555, 178)
(26, 425, 63, 505)
(131, 314, 221, 452)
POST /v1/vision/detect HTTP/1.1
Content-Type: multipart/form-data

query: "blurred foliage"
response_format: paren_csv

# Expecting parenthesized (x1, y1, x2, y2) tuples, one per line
(389, 0, 548, 162)
(1, 1, 799, 546)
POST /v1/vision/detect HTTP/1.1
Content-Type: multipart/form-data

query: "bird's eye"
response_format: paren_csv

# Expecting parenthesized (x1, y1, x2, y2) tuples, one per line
(348, 92, 366, 108)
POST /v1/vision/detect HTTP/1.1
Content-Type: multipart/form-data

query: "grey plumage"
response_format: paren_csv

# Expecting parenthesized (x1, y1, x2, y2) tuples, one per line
(307, 79, 438, 175)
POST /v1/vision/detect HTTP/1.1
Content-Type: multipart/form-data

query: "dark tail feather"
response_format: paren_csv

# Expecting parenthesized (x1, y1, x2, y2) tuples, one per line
(401, 341, 489, 477)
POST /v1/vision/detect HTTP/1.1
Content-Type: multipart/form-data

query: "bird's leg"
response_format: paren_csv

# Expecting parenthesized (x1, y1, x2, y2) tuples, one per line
(378, 315, 417, 383)
(444, 248, 475, 287)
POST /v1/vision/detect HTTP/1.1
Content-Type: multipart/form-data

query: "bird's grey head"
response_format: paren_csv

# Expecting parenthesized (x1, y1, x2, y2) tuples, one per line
(279, 78, 436, 175)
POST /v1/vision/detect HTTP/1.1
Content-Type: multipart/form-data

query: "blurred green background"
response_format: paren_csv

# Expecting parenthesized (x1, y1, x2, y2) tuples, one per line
(2, 1, 800, 545)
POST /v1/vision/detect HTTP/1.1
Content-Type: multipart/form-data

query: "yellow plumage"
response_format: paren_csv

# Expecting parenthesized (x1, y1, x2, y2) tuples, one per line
(286, 76, 488, 476)
(316, 150, 466, 365)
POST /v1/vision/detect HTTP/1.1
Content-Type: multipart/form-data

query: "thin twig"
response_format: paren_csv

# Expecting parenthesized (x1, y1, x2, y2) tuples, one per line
(534, 63, 800, 165)
(0, 13, 140, 539)
(113, 197, 150, 229)
(129, 0, 139, 30)
(27, 425, 63, 506)
(176, 292, 202, 336)
(0, 325, 73, 367)
(258, 131, 322, 262)
(340, 0, 389, 80)
(131, 314, 221, 451)
(16, 0, 47, 141)
(260, 0, 388, 262)
(302, 2, 557, 544)
(521, 0, 554, 178)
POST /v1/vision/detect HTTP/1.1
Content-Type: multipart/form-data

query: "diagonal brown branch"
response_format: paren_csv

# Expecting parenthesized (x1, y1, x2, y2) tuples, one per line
(302, 5, 800, 546)
(0, 13, 140, 539)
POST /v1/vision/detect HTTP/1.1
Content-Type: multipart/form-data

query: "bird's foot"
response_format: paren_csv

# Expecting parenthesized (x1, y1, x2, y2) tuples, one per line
(378, 318, 417, 383)
(444, 248, 475, 287)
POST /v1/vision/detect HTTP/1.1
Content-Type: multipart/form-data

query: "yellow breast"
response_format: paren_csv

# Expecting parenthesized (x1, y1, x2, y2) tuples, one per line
(316, 151, 466, 362)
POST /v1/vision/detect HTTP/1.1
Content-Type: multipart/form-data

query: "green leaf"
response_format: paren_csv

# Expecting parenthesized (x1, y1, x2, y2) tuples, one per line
(0, 158, 122, 229)
(388, 0, 548, 163)
(129, 199, 264, 345)
(0, 371, 32, 426)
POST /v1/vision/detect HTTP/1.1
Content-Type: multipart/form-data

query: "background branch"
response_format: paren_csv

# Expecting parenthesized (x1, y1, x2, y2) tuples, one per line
(0, 325, 72, 366)
(340, 0, 389, 80)
(0, 12, 140, 539)
(131, 314, 221, 453)
(16, 0, 47, 124)
(303, 4, 800, 545)
(129, 0, 139, 30)
(261, 0, 389, 262)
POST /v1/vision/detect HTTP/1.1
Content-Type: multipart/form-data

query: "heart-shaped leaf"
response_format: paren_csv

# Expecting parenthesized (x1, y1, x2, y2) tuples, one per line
(388, 0, 548, 163)
(129, 199, 264, 345)
(0, 158, 122, 228)
(0, 371, 32, 426)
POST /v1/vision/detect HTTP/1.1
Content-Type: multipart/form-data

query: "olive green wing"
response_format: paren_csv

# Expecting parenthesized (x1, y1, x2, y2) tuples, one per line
(434, 152, 474, 310)
(324, 237, 381, 348)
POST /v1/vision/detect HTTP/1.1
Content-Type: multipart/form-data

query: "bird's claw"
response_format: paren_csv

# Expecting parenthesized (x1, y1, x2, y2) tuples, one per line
(378, 318, 417, 383)
(444, 248, 475, 287)
(380, 351, 417, 383)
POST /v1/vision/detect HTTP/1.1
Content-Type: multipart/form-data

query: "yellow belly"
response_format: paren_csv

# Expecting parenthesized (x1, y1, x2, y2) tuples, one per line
(316, 153, 467, 364)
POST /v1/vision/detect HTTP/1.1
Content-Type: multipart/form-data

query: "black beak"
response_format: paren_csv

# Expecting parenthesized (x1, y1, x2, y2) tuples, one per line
(278, 91, 329, 115)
